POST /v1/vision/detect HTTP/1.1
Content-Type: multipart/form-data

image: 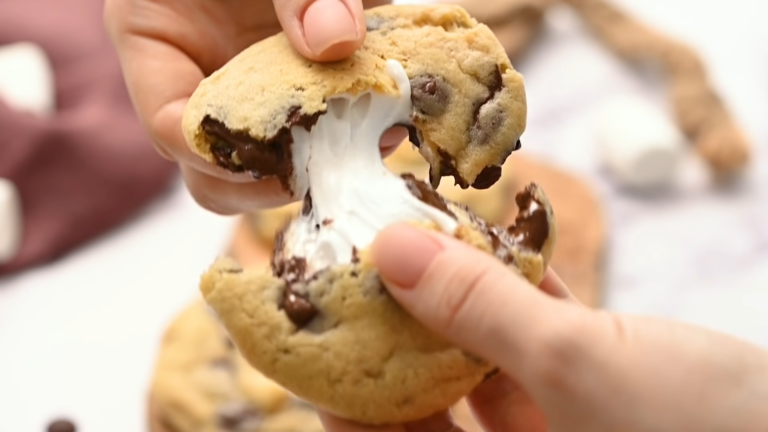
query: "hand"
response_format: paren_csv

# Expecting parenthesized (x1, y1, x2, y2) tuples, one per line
(105, 0, 404, 214)
(319, 223, 768, 432)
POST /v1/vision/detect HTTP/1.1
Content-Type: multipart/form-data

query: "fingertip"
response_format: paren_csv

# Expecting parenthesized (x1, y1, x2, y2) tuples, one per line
(317, 411, 403, 432)
(278, 0, 366, 62)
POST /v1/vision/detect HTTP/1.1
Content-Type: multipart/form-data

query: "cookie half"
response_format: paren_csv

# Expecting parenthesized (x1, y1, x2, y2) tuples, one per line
(200, 180, 556, 425)
(182, 4, 527, 191)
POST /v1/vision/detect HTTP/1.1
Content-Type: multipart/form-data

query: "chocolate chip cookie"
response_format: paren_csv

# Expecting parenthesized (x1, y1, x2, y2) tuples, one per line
(184, 3, 557, 425)
(149, 301, 324, 432)
(182, 4, 527, 191)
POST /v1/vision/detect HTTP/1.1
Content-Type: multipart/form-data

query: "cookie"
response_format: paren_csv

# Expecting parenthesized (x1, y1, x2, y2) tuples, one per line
(182, 4, 527, 191)
(448, 0, 552, 61)
(148, 301, 325, 432)
(200, 180, 556, 425)
(183, 3, 558, 425)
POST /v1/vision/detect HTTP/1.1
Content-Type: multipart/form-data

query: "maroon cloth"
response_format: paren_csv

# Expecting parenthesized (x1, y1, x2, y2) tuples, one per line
(0, 0, 178, 275)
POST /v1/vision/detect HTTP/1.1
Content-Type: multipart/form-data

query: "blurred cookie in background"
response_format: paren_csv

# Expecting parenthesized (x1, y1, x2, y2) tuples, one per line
(148, 301, 325, 432)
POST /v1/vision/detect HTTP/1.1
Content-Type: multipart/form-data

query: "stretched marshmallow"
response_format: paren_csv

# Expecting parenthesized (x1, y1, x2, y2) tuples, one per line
(0, 42, 56, 115)
(595, 95, 686, 191)
(0, 179, 22, 264)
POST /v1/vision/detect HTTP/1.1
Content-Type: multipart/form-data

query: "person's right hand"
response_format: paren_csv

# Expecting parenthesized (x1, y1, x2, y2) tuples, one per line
(321, 223, 768, 432)
(105, 0, 400, 214)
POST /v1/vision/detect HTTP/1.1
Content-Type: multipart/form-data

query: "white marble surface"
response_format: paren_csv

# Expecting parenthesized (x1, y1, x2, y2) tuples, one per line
(0, 0, 767, 431)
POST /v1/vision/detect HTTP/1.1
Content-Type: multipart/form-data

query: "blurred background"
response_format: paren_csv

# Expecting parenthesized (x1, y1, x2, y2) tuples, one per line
(0, 0, 767, 430)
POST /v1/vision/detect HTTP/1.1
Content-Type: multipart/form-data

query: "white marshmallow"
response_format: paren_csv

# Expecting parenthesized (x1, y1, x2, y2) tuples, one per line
(0, 179, 22, 264)
(0, 42, 56, 116)
(595, 95, 687, 192)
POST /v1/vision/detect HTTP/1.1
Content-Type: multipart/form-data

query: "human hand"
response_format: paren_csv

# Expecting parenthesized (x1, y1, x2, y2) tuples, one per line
(319, 223, 768, 432)
(105, 0, 403, 214)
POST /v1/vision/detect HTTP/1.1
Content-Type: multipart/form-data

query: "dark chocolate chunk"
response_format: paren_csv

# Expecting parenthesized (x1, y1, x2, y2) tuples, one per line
(509, 185, 550, 251)
(200, 106, 324, 193)
(395, 123, 421, 148)
(410, 74, 451, 117)
(282, 287, 318, 327)
(469, 67, 505, 147)
(471, 165, 502, 190)
(514, 139, 522, 151)
(47, 419, 76, 432)
(431, 148, 468, 190)
(216, 403, 262, 431)
(400, 173, 455, 217)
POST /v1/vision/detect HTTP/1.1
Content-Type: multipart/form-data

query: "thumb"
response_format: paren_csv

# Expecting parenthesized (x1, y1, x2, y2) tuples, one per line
(370, 223, 575, 372)
(273, 0, 368, 61)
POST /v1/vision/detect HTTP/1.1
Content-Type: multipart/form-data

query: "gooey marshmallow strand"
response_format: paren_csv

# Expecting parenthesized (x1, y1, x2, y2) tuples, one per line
(286, 60, 458, 274)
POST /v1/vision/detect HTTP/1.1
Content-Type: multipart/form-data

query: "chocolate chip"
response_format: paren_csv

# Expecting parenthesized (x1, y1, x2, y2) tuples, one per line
(509, 185, 549, 251)
(365, 15, 387, 31)
(211, 356, 235, 370)
(351, 247, 360, 264)
(410, 74, 451, 117)
(465, 205, 517, 264)
(483, 367, 501, 382)
(395, 123, 422, 148)
(514, 139, 522, 151)
(216, 402, 262, 431)
(301, 192, 313, 216)
(47, 419, 76, 432)
(471, 165, 502, 190)
(469, 67, 506, 147)
(200, 106, 324, 193)
(431, 148, 468, 189)
(401, 173, 455, 217)
(282, 287, 318, 327)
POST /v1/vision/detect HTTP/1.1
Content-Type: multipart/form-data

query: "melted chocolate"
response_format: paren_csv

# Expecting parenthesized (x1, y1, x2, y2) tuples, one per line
(483, 367, 501, 382)
(301, 191, 313, 216)
(509, 186, 550, 251)
(401, 173, 455, 217)
(472, 166, 502, 190)
(282, 288, 318, 328)
(200, 106, 323, 192)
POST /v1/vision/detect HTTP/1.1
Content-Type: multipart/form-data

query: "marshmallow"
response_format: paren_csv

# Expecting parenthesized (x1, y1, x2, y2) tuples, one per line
(595, 95, 687, 191)
(0, 179, 22, 264)
(0, 42, 56, 115)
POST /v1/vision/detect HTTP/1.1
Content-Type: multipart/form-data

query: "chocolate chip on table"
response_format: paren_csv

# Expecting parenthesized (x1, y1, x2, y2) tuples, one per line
(47, 419, 76, 432)
(410, 74, 451, 117)
(217, 402, 262, 431)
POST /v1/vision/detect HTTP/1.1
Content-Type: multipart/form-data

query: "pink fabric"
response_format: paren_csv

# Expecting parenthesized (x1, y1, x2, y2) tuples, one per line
(0, 0, 178, 275)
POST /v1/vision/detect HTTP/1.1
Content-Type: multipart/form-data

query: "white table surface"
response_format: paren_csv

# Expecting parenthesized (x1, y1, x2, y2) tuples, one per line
(1, 0, 768, 431)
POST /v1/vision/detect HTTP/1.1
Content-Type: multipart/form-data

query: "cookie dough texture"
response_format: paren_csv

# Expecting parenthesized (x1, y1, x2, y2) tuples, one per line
(182, 4, 527, 190)
(149, 301, 324, 432)
(201, 183, 556, 425)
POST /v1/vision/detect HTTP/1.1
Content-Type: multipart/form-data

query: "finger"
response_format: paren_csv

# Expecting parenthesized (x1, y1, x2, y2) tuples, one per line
(180, 165, 293, 215)
(380, 126, 408, 158)
(467, 374, 547, 432)
(274, 0, 391, 61)
(538, 267, 580, 304)
(370, 223, 584, 373)
(404, 410, 464, 432)
(317, 411, 404, 432)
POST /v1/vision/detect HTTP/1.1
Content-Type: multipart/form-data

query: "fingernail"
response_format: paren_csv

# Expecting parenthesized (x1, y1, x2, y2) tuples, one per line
(371, 224, 444, 289)
(302, 0, 359, 56)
